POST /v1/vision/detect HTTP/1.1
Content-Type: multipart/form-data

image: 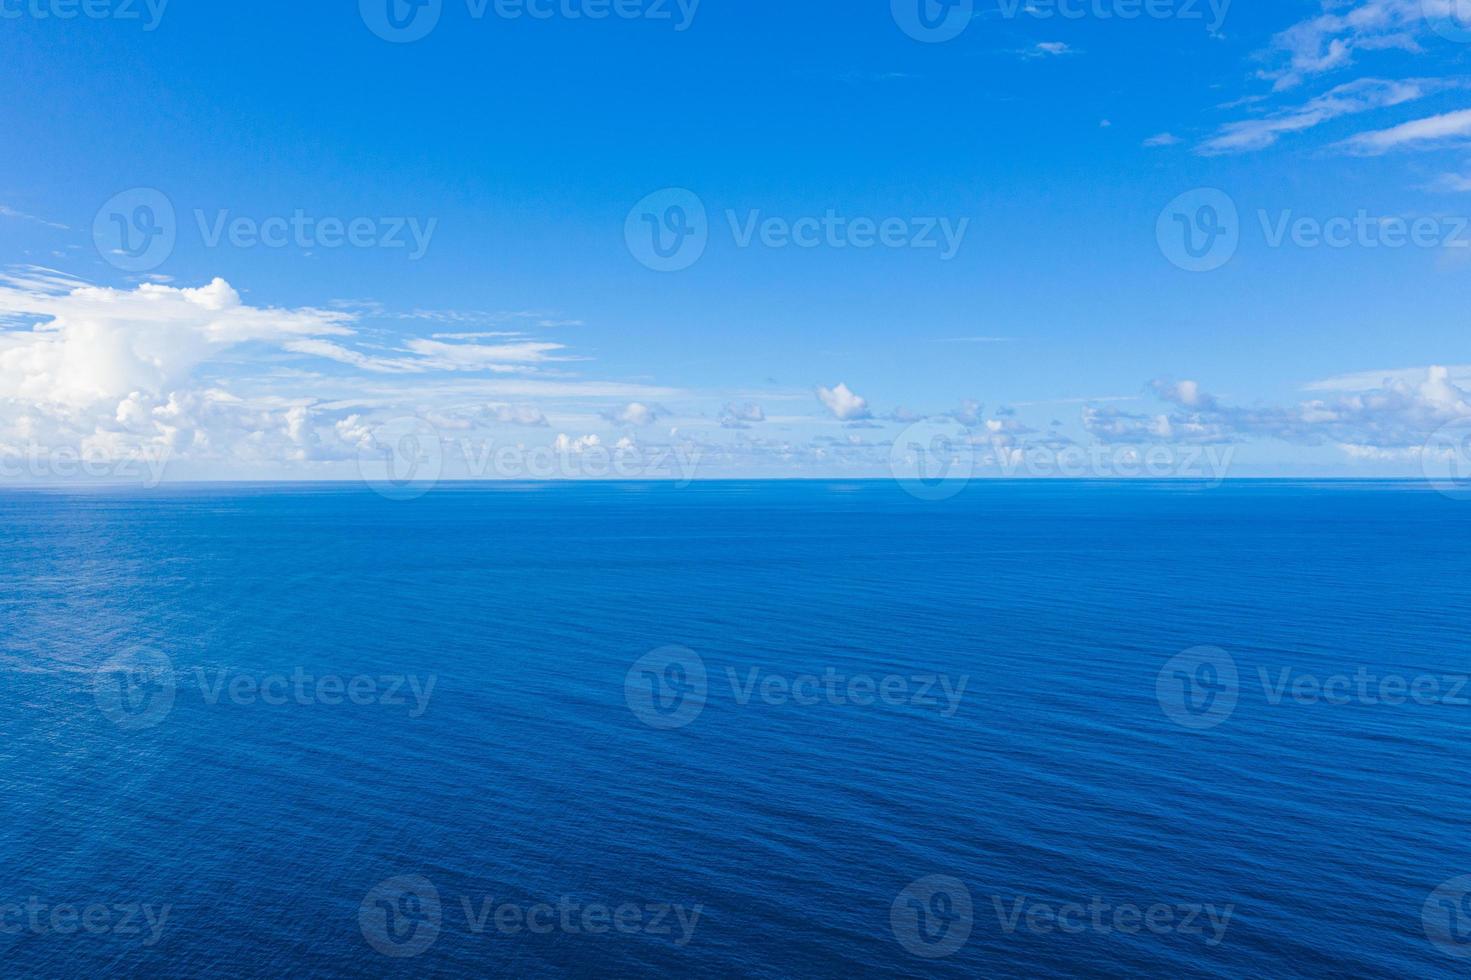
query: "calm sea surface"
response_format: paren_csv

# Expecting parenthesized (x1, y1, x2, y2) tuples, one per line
(2, 481, 1469, 977)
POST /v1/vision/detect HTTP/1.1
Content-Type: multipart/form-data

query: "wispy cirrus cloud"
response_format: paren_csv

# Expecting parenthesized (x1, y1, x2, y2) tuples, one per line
(0, 205, 68, 231)
(1200, 77, 1434, 154)
(1336, 106, 1471, 153)
(1259, 0, 1431, 91)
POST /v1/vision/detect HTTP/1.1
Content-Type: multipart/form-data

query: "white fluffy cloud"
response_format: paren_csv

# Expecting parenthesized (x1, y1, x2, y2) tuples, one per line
(0, 272, 351, 407)
(0, 270, 689, 477)
(815, 383, 872, 422)
(603, 402, 660, 426)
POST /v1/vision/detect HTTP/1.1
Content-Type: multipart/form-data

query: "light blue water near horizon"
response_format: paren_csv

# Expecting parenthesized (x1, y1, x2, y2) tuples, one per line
(2, 480, 1470, 977)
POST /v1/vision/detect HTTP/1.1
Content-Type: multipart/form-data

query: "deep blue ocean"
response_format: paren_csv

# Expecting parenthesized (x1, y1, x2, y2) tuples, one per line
(3, 481, 1470, 977)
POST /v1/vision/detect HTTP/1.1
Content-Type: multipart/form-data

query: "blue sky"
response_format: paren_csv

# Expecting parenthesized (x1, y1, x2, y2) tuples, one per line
(2, 0, 1471, 481)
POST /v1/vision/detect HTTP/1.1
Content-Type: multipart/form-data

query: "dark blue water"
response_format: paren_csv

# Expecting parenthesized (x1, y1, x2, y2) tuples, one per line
(2, 481, 1469, 977)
